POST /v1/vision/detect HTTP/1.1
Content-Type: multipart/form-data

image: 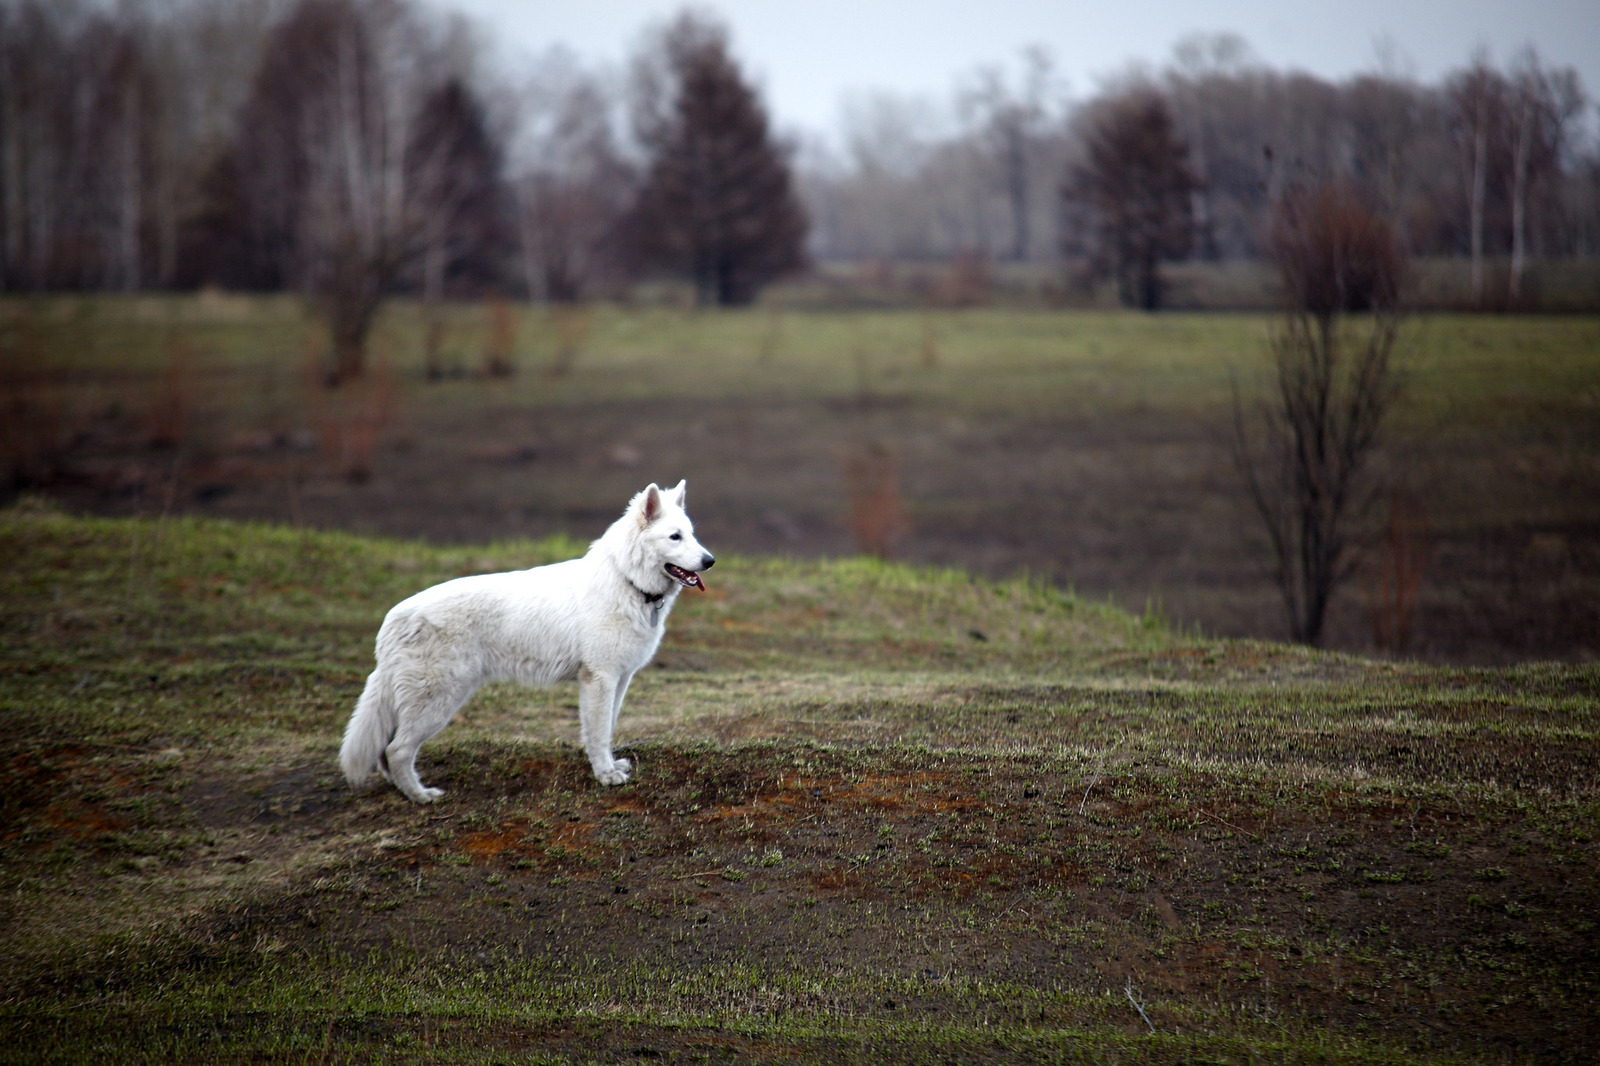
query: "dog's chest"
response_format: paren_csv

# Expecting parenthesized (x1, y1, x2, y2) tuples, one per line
(593, 593, 667, 661)
(627, 586, 678, 635)
(641, 596, 665, 629)
(618, 611, 667, 670)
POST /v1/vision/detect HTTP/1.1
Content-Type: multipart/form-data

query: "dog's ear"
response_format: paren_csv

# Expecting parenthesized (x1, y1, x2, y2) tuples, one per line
(639, 483, 662, 524)
(670, 479, 687, 508)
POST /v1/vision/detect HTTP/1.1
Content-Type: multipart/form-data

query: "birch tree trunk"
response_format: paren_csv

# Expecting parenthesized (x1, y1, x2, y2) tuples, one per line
(1469, 113, 1486, 308)
(1509, 95, 1530, 304)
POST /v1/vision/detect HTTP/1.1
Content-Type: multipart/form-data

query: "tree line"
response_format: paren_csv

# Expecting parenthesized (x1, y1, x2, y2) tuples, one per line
(0, 0, 805, 380)
(2, 3, 1595, 319)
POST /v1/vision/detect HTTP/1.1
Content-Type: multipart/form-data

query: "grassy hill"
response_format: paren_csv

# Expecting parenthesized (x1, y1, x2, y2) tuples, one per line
(1, 501, 1597, 1063)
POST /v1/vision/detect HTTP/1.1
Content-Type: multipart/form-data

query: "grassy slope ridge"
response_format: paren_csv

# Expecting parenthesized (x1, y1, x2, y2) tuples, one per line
(1, 503, 1597, 1064)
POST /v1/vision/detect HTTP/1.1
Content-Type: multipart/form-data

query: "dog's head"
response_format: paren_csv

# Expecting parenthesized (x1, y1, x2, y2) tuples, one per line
(634, 480, 714, 591)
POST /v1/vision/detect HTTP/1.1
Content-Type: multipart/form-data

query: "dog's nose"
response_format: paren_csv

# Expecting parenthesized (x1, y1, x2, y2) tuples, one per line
(701, 553, 715, 570)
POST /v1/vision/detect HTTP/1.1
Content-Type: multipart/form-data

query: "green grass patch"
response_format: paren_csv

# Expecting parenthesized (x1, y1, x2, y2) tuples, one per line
(1, 503, 1596, 1063)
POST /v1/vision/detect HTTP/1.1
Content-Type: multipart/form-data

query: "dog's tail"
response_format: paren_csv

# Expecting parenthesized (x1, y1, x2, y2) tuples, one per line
(340, 666, 396, 787)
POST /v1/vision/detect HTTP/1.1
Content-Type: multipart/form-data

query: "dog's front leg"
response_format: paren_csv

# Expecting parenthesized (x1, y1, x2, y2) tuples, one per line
(610, 670, 635, 737)
(578, 665, 631, 785)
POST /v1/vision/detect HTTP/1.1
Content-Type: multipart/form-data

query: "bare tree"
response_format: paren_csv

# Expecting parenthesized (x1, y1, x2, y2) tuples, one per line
(627, 11, 805, 306)
(1065, 87, 1196, 309)
(959, 46, 1059, 262)
(1343, 74, 1426, 232)
(812, 88, 998, 259)
(222, 0, 504, 381)
(1446, 56, 1507, 307)
(1166, 32, 1257, 260)
(803, 41, 1600, 272)
(297, 0, 425, 381)
(0, 0, 288, 292)
(0, 2, 151, 290)
(1232, 183, 1403, 645)
(512, 53, 631, 302)
(825, 90, 949, 260)
(1505, 49, 1585, 303)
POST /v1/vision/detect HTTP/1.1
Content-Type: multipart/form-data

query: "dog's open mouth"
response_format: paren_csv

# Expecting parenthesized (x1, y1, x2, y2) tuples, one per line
(664, 564, 705, 591)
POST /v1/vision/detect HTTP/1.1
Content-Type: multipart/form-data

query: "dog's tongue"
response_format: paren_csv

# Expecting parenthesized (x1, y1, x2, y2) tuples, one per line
(668, 564, 706, 591)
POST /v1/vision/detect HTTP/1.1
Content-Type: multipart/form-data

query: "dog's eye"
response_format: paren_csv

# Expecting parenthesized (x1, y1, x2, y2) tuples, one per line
(669, 532, 681, 541)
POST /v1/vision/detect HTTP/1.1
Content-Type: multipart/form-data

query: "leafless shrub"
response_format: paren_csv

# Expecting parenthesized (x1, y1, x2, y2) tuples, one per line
(935, 251, 991, 307)
(1232, 183, 1403, 645)
(302, 332, 400, 482)
(548, 305, 590, 378)
(843, 440, 909, 557)
(1271, 182, 1403, 319)
(146, 335, 194, 449)
(482, 297, 517, 379)
(1365, 493, 1428, 652)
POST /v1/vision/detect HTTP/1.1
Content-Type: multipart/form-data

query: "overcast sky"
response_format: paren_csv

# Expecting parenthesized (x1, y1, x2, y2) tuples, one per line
(439, 0, 1600, 141)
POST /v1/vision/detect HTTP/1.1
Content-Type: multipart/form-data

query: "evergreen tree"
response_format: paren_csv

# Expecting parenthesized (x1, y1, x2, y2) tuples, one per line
(630, 14, 805, 306)
(1067, 89, 1196, 310)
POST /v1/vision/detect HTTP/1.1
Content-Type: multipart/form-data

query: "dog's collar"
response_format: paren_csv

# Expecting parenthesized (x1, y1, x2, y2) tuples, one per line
(627, 579, 666, 605)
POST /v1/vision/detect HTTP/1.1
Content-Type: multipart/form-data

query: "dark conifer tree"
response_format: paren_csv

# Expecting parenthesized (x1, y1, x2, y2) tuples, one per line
(407, 78, 512, 295)
(1067, 89, 1196, 310)
(630, 14, 805, 306)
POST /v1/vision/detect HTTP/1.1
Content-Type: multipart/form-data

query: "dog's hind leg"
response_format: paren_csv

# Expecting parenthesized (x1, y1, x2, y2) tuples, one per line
(578, 666, 630, 786)
(385, 674, 472, 803)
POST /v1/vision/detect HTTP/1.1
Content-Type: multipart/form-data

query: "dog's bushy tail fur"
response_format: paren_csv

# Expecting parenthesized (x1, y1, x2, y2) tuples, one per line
(341, 668, 395, 786)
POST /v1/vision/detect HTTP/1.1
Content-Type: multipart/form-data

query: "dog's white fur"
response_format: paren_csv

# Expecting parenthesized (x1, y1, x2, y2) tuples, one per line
(339, 480, 712, 802)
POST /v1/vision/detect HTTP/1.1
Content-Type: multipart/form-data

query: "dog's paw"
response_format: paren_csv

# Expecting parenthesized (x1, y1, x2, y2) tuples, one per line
(595, 762, 631, 787)
(411, 786, 444, 804)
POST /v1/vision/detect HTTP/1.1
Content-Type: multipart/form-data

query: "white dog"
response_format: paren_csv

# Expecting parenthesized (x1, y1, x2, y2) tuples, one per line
(339, 481, 713, 802)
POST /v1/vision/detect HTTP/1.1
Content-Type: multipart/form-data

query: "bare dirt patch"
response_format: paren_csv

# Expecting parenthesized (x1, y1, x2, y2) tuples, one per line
(9, 736, 1591, 1062)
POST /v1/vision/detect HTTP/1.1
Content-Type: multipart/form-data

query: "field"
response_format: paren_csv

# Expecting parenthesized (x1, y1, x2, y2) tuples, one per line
(1, 503, 1598, 1063)
(3, 295, 1598, 662)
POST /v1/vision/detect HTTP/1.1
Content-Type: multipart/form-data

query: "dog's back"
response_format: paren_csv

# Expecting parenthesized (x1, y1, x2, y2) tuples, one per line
(340, 562, 589, 788)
